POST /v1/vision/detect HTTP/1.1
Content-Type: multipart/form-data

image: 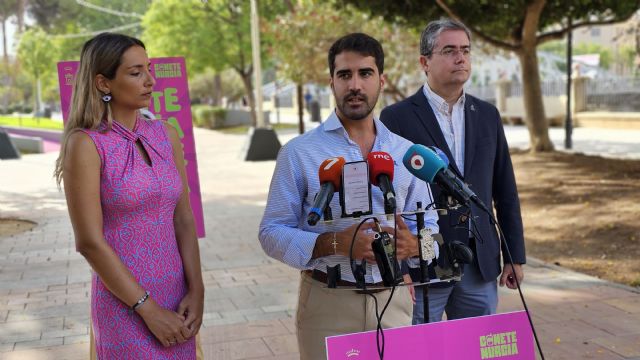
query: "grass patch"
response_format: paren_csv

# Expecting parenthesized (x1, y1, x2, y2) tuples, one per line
(0, 116, 63, 130)
(215, 123, 298, 135)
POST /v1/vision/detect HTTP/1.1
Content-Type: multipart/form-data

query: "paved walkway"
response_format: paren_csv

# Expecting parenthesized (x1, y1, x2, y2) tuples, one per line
(1, 125, 639, 359)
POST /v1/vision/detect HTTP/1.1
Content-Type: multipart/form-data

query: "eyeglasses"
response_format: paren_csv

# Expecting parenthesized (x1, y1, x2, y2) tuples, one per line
(431, 47, 471, 59)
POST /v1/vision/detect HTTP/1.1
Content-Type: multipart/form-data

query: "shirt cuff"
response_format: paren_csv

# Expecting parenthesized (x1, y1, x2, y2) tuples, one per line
(282, 231, 320, 270)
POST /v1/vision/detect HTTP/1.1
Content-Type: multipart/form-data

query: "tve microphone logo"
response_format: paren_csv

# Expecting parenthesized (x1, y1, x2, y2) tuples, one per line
(408, 152, 424, 170)
(323, 157, 342, 171)
(370, 153, 391, 161)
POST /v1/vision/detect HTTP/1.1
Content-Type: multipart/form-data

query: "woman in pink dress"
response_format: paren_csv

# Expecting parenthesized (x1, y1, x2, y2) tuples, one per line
(54, 33, 204, 359)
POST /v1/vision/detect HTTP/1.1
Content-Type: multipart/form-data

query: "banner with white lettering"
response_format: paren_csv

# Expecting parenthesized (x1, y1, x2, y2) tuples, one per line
(326, 311, 535, 359)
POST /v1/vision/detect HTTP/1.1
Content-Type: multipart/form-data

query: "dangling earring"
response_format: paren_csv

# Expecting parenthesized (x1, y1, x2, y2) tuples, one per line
(102, 93, 112, 103)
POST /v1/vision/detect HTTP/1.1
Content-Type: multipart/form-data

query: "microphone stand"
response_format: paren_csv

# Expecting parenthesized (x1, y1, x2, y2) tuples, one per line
(415, 202, 429, 324)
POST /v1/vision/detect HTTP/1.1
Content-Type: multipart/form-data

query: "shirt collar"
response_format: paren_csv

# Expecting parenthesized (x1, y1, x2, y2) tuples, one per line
(423, 82, 466, 116)
(323, 110, 391, 145)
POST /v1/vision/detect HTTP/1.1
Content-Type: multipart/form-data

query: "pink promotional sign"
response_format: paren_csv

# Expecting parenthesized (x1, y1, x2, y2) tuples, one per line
(326, 311, 535, 359)
(57, 57, 205, 237)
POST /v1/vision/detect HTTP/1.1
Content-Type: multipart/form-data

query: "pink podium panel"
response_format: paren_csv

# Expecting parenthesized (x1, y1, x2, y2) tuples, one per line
(57, 57, 205, 237)
(326, 311, 535, 359)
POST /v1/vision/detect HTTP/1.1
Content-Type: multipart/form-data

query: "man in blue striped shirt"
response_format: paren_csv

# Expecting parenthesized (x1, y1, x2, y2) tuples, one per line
(259, 33, 439, 359)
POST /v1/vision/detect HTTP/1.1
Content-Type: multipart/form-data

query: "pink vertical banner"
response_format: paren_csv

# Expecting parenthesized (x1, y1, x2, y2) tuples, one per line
(57, 62, 77, 123)
(57, 57, 205, 238)
(326, 311, 536, 359)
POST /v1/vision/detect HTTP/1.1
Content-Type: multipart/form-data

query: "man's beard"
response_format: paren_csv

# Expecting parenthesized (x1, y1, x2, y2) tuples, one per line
(336, 89, 379, 121)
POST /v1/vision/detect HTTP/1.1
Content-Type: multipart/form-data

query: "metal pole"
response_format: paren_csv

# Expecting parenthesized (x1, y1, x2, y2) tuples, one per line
(415, 202, 430, 324)
(275, 81, 280, 124)
(565, 17, 573, 149)
(250, 0, 265, 128)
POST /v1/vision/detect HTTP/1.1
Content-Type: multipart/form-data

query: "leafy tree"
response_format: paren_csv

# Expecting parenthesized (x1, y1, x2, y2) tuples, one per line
(0, 1, 21, 112)
(575, 43, 611, 69)
(142, 0, 288, 127)
(27, 0, 148, 33)
(1, 1, 150, 113)
(345, 0, 640, 151)
(0, 60, 24, 113)
(25, 0, 150, 62)
(265, 1, 420, 130)
(538, 40, 565, 55)
(619, 44, 637, 75)
(190, 68, 245, 105)
(540, 41, 612, 70)
(17, 26, 55, 114)
(0, 0, 20, 63)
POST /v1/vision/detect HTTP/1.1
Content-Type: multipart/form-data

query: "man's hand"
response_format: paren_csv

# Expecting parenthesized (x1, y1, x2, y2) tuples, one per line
(403, 274, 416, 304)
(379, 215, 419, 260)
(499, 263, 524, 289)
(339, 222, 376, 263)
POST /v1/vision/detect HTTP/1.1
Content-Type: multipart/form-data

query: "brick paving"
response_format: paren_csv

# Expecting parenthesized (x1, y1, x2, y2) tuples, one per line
(1, 126, 639, 359)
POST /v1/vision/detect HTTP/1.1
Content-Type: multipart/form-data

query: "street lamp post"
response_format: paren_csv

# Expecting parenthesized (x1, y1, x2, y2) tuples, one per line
(565, 16, 573, 150)
(244, 0, 281, 161)
(251, 0, 265, 128)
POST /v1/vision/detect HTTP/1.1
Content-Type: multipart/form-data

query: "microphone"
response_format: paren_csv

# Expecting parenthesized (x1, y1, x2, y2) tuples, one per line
(307, 157, 346, 226)
(367, 151, 396, 214)
(402, 144, 489, 212)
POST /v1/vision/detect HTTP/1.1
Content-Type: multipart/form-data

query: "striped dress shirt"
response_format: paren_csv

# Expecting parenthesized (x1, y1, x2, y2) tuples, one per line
(259, 111, 439, 284)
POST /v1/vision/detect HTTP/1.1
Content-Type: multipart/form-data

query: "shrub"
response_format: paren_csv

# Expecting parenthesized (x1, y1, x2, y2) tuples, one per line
(192, 105, 227, 129)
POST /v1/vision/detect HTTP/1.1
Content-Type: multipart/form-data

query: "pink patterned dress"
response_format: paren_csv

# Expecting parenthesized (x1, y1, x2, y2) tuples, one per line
(81, 118, 195, 359)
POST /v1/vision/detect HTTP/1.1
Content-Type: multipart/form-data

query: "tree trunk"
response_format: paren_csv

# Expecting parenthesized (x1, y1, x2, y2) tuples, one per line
(16, 0, 26, 34)
(16, 0, 25, 32)
(1, 19, 7, 65)
(517, 47, 554, 152)
(239, 71, 257, 127)
(297, 83, 304, 134)
(212, 73, 222, 106)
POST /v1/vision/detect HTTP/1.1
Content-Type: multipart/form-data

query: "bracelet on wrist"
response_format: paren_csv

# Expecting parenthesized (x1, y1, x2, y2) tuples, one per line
(132, 290, 150, 312)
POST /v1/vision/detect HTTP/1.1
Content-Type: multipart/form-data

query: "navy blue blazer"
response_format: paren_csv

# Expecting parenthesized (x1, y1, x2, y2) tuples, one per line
(380, 87, 526, 282)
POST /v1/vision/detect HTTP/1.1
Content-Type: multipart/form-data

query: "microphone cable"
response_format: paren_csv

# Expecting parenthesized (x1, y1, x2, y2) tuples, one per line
(479, 206, 546, 360)
(400, 200, 437, 223)
(348, 213, 400, 360)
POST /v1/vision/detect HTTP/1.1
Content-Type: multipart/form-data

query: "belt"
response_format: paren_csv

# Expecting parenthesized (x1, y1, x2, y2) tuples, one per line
(302, 270, 388, 294)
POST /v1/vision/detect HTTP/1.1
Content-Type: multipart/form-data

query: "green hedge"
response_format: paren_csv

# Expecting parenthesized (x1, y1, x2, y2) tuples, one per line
(192, 105, 227, 129)
(0, 116, 63, 130)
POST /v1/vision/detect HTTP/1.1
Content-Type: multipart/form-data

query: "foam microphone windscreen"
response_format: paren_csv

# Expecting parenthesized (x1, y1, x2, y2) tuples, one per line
(367, 152, 394, 186)
(429, 146, 450, 167)
(318, 157, 346, 189)
(402, 144, 447, 183)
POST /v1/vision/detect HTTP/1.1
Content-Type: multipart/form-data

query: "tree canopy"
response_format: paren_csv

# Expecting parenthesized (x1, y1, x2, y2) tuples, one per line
(142, 0, 289, 125)
(17, 26, 54, 112)
(266, 1, 421, 103)
(346, 0, 640, 151)
(345, 0, 638, 48)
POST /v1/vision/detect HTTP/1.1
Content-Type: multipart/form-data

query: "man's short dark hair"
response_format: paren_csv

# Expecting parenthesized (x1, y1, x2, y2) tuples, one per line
(328, 33, 384, 76)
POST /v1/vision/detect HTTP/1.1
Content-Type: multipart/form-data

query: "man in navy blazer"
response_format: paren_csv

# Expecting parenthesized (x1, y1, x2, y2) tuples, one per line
(380, 18, 526, 323)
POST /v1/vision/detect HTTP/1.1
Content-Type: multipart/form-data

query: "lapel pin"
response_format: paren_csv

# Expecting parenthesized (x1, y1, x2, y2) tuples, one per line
(470, 104, 476, 112)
